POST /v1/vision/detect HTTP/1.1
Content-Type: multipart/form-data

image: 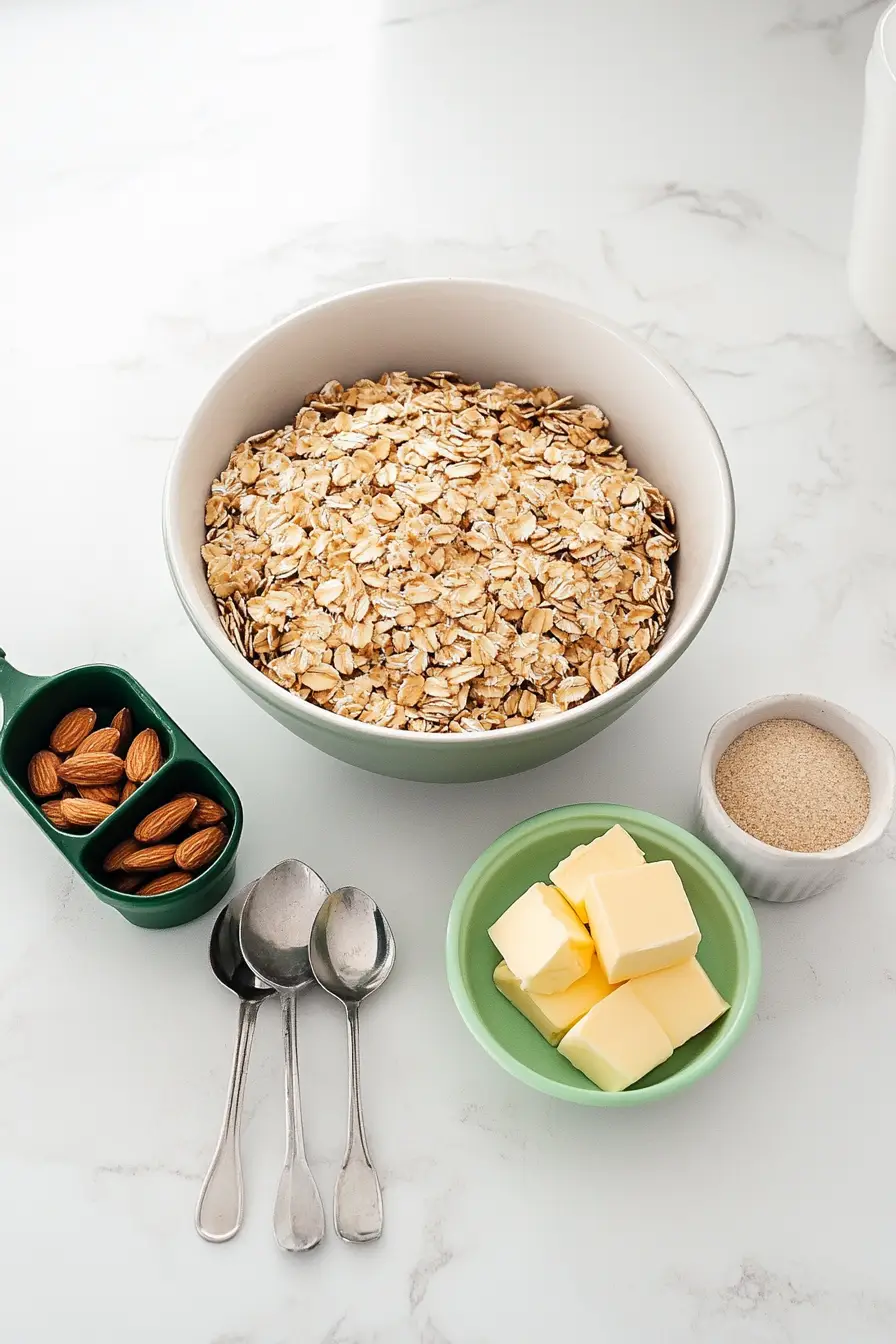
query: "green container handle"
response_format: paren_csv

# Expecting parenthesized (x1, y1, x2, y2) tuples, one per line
(0, 648, 48, 718)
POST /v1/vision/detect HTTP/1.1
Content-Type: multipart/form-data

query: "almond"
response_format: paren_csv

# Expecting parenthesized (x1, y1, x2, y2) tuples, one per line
(57, 752, 125, 786)
(41, 799, 70, 829)
(111, 707, 134, 753)
(134, 796, 197, 843)
(60, 797, 116, 827)
(174, 825, 227, 872)
(121, 843, 178, 873)
(115, 874, 143, 894)
(49, 707, 97, 754)
(28, 749, 62, 798)
(137, 871, 193, 896)
(125, 728, 163, 783)
(73, 727, 121, 756)
(120, 779, 138, 803)
(78, 783, 121, 805)
(102, 837, 142, 873)
(177, 792, 227, 828)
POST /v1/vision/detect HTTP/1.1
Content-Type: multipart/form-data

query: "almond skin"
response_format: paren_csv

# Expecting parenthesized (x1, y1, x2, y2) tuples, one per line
(125, 728, 163, 783)
(174, 825, 227, 872)
(103, 837, 142, 873)
(121, 843, 178, 873)
(73, 727, 121, 757)
(120, 780, 138, 803)
(28, 750, 62, 798)
(114, 874, 143, 893)
(60, 797, 116, 827)
(78, 783, 121, 805)
(134, 796, 197, 843)
(49, 707, 96, 754)
(41, 799, 70, 829)
(57, 752, 125, 786)
(177, 792, 227, 828)
(137, 871, 192, 896)
(111, 707, 134, 753)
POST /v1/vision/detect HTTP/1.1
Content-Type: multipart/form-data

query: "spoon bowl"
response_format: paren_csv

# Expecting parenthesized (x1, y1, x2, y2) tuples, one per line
(209, 881, 273, 1002)
(239, 859, 325, 992)
(310, 886, 396, 1003)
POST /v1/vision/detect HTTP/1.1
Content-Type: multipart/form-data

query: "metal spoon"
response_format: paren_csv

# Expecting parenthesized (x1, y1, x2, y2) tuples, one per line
(309, 886, 395, 1243)
(239, 859, 328, 1252)
(195, 881, 274, 1243)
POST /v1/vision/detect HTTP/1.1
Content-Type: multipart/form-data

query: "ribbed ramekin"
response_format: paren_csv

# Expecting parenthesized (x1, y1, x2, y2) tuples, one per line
(696, 694, 895, 903)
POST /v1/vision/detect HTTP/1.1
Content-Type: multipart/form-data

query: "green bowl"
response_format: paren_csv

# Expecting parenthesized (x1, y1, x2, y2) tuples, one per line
(446, 803, 761, 1106)
(0, 650, 242, 929)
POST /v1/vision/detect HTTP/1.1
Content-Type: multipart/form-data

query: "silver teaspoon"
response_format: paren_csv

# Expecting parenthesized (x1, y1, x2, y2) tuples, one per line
(195, 881, 274, 1243)
(239, 860, 328, 1252)
(309, 886, 395, 1243)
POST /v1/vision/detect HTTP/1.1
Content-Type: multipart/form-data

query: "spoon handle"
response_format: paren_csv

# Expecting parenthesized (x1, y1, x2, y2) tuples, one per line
(195, 996, 260, 1242)
(274, 991, 325, 1252)
(334, 1000, 384, 1243)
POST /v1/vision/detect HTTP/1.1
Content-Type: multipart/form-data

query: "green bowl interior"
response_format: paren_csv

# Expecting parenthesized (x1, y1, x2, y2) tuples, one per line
(446, 804, 761, 1106)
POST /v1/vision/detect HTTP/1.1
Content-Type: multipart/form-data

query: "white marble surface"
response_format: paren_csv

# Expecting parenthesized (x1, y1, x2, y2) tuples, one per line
(2, 0, 896, 1339)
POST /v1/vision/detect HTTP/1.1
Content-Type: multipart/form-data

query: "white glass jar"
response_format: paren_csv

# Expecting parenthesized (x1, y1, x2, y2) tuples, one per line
(849, 2, 896, 352)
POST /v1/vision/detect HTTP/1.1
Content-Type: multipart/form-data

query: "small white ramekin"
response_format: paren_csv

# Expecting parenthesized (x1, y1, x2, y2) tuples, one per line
(696, 694, 895, 903)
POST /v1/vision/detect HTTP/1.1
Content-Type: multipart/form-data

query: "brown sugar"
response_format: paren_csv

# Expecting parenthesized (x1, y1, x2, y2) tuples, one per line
(714, 718, 870, 853)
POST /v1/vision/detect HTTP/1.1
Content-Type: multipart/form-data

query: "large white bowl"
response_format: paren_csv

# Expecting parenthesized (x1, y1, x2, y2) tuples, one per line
(163, 280, 734, 782)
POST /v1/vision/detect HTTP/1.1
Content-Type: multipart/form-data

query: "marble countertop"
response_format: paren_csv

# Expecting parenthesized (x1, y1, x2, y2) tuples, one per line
(3, 0, 896, 1340)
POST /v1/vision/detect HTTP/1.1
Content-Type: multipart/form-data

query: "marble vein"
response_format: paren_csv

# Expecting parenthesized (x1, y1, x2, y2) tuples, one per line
(770, 0, 884, 39)
(409, 1217, 454, 1312)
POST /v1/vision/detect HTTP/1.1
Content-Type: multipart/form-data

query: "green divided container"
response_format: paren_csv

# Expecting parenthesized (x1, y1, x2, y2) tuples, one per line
(0, 650, 242, 928)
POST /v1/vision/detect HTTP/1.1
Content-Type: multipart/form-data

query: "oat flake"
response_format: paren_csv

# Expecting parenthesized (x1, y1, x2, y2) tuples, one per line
(202, 371, 677, 732)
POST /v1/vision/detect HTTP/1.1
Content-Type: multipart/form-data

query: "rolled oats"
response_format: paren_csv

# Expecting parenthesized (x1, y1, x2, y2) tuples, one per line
(202, 372, 677, 733)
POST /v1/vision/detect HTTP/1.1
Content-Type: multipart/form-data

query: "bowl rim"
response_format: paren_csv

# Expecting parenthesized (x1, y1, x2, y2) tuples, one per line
(699, 692, 896, 864)
(163, 278, 735, 749)
(445, 802, 762, 1106)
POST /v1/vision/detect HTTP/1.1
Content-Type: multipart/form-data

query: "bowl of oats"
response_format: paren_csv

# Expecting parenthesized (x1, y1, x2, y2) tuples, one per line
(163, 280, 733, 781)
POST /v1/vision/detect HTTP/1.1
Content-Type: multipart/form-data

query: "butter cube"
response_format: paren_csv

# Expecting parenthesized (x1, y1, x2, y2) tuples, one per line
(558, 983, 673, 1091)
(585, 860, 701, 983)
(493, 956, 614, 1046)
(488, 882, 593, 994)
(550, 825, 646, 921)
(627, 958, 728, 1047)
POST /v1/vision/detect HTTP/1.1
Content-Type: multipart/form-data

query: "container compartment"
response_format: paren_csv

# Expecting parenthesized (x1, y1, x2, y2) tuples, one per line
(1, 663, 176, 834)
(82, 757, 241, 895)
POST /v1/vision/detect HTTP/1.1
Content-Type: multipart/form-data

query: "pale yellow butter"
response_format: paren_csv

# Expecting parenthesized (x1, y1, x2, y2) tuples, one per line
(627, 957, 728, 1047)
(488, 882, 593, 994)
(550, 825, 646, 921)
(585, 860, 701, 983)
(493, 956, 614, 1046)
(558, 983, 673, 1091)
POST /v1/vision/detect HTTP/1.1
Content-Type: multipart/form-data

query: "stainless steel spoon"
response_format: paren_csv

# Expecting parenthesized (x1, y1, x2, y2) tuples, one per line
(309, 886, 395, 1243)
(195, 881, 275, 1243)
(239, 859, 328, 1252)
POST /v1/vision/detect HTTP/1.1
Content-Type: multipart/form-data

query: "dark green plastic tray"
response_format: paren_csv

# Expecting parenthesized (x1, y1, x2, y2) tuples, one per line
(0, 649, 242, 928)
